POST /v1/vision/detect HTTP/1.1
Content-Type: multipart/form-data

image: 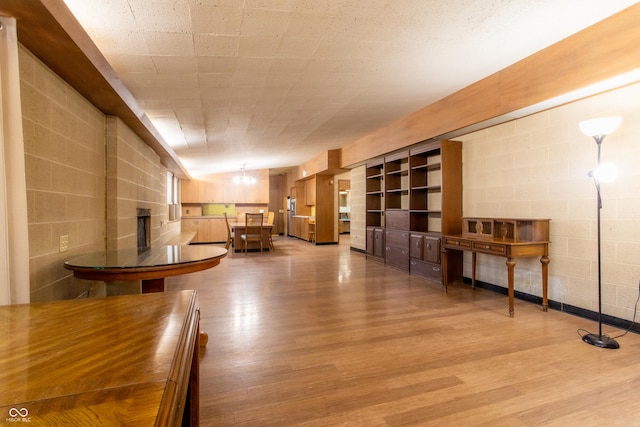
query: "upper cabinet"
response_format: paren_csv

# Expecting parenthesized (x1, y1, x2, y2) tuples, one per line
(180, 179, 208, 203)
(180, 169, 269, 204)
(304, 177, 316, 206)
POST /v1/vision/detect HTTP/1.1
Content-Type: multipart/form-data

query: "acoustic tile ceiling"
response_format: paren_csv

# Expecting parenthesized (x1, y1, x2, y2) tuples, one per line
(61, 0, 636, 176)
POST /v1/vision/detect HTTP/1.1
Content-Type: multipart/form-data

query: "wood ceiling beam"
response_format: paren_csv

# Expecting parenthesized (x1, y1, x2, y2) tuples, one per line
(0, 0, 191, 179)
(340, 4, 640, 168)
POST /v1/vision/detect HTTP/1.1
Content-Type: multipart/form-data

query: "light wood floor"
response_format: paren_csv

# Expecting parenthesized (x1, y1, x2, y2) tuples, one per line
(167, 236, 640, 426)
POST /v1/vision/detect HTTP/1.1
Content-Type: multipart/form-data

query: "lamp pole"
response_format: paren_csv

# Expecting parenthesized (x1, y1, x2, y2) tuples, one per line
(579, 117, 621, 349)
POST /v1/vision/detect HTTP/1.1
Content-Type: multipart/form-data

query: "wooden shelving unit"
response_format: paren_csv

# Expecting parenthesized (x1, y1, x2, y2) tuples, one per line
(365, 159, 385, 261)
(365, 140, 462, 282)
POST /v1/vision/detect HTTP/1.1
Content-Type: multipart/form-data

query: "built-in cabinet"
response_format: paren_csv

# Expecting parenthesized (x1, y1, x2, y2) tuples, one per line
(366, 227, 385, 258)
(289, 216, 311, 241)
(180, 170, 269, 204)
(290, 175, 335, 244)
(365, 140, 462, 282)
(304, 177, 316, 206)
(181, 217, 227, 243)
(365, 160, 385, 261)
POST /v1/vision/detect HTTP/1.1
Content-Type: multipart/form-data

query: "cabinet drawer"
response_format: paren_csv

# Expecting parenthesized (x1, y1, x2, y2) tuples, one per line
(385, 229, 409, 248)
(409, 234, 423, 259)
(410, 259, 442, 282)
(443, 237, 471, 249)
(385, 246, 409, 271)
(472, 241, 507, 255)
(424, 236, 441, 263)
(386, 210, 409, 230)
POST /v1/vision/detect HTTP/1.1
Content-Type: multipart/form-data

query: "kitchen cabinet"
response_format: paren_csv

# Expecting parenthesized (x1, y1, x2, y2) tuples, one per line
(304, 177, 316, 205)
(290, 216, 310, 241)
(180, 169, 270, 204)
(201, 177, 224, 203)
(223, 172, 269, 203)
(183, 218, 227, 243)
(180, 180, 203, 203)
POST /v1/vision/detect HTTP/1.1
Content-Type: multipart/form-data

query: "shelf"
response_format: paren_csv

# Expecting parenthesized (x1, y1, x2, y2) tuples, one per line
(410, 185, 441, 191)
(386, 169, 408, 176)
(411, 163, 441, 171)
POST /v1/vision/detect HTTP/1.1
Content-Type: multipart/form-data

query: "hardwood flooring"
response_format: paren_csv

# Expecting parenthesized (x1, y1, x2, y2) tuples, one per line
(167, 236, 640, 426)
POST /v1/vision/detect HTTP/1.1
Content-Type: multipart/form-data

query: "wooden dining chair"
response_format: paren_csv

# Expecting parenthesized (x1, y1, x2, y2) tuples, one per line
(266, 211, 275, 251)
(241, 212, 264, 255)
(223, 212, 234, 250)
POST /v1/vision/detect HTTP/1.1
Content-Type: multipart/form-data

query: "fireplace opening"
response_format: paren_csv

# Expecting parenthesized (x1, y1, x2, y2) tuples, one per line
(137, 208, 151, 252)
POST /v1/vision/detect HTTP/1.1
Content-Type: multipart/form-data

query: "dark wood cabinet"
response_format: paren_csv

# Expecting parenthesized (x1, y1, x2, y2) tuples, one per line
(366, 227, 385, 260)
(385, 229, 409, 271)
(365, 160, 384, 229)
(409, 232, 442, 280)
(364, 140, 462, 282)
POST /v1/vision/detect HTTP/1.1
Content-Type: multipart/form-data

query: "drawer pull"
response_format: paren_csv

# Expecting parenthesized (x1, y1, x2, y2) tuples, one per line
(433, 267, 441, 272)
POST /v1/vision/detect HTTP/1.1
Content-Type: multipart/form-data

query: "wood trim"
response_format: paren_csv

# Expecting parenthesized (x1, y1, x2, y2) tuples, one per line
(340, 4, 640, 168)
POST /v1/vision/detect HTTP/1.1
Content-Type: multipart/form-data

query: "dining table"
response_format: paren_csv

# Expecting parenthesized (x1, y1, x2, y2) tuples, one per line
(230, 223, 274, 252)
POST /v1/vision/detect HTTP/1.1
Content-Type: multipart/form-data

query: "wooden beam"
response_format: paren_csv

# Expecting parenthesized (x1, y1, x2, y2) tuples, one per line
(0, 0, 190, 179)
(341, 4, 640, 168)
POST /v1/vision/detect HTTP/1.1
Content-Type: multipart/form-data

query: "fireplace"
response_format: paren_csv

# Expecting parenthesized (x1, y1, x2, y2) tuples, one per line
(137, 208, 151, 251)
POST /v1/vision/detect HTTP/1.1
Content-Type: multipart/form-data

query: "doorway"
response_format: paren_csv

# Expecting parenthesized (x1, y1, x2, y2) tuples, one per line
(338, 180, 350, 238)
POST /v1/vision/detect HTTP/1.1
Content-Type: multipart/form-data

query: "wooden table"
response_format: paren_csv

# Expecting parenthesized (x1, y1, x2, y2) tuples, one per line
(64, 245, 227, 293)
(442, 236, 550, 317)
(0, 290, 200, 426)
(230, 223, 273, 252)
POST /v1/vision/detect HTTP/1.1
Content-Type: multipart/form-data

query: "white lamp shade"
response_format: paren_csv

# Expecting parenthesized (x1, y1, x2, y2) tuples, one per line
(589, 163, 618, 183)
(579, 116, 622, 137)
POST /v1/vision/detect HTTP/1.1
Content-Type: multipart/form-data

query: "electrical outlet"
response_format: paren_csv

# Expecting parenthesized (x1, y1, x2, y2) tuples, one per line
(59, 235, 69, 252)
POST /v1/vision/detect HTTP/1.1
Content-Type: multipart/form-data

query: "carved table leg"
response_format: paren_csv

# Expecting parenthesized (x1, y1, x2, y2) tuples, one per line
(540, 255, 550, 312)
(441, 248, 449, 294)
(471, 252, 477, 289)
(506, 257, 516, 317)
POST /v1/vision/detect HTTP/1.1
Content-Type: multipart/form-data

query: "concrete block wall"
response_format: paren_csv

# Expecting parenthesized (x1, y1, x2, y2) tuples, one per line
(20, 47, 106, 302)
(459, 82, 640, 321)
(20, 46, 179, 302)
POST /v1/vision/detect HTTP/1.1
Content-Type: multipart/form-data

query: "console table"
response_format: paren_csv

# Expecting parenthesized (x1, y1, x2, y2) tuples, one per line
(0, 290, 200, 425)
(442, 218, 550, 317)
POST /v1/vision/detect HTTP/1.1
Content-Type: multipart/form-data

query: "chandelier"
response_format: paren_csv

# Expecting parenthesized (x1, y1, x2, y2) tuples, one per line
(233, 164, 256, 185)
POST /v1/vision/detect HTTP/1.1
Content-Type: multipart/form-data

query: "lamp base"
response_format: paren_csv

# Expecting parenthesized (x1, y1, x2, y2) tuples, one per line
(582, 333, 620, 349)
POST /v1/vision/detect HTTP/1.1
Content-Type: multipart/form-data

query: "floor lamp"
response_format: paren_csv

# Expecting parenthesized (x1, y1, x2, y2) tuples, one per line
(579, 116, 622, 349)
